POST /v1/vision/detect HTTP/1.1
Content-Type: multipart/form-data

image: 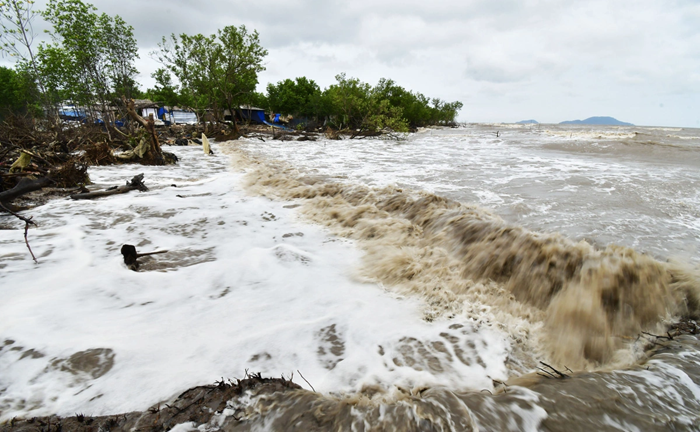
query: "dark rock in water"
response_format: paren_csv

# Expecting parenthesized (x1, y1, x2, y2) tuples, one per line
(560, 116, 634, 126)
(282, 232, 304, 238)
(192, 138, 202, 145)
(175, 138, 188, 146)
(163, 151, 178, 163)
(517, 119, 538, 124)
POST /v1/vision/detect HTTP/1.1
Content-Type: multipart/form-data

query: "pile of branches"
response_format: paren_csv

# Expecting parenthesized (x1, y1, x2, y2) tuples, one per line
(0, 115, 90, 190)
(0, 107, 181, 210)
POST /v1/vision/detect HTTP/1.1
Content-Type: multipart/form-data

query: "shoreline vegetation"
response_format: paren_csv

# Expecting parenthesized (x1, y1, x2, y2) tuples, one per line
(0, 0, 462, 213)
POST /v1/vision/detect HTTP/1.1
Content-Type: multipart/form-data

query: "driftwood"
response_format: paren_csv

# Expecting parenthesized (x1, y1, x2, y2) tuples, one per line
(0, 374, 300, 431)
(0, 176, 53, 206)
(0, 172, 51, 266)
(70, 174, 147, 200)
(121, 244, 168, 271)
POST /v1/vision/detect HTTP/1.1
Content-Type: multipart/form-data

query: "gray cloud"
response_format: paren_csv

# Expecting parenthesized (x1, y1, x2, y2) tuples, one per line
(5, 0, 700, 126)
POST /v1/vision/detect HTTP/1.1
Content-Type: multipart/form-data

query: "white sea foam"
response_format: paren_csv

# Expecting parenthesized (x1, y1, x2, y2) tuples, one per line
(0, 143, 510, 420)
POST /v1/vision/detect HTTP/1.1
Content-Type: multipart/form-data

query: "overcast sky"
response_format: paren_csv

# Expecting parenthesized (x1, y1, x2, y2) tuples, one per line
(4, 0, 699, 127)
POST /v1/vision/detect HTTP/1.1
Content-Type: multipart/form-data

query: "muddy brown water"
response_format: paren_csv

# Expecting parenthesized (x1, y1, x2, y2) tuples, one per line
(225, 125, 700, 431)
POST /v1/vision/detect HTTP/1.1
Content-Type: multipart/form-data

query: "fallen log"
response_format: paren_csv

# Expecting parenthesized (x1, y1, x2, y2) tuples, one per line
(0, 176, 53, 206)
(70, 174, 148, 200)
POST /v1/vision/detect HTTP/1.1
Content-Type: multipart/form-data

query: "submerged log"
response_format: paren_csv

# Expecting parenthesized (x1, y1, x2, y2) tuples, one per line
(70, 174, 147, 200)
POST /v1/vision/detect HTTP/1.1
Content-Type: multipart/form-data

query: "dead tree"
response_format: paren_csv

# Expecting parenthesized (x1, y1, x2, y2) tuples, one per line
(122, 97, 166, 165)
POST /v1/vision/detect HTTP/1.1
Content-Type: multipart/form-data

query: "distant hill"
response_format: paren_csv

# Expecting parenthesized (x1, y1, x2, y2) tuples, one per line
(517, 119, 538, 124)
(559, 116, 634, 126)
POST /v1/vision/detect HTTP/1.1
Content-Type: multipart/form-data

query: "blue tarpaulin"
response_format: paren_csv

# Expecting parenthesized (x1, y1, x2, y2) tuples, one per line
(263, 120, 292, 131)
(240, 107, 266, 124)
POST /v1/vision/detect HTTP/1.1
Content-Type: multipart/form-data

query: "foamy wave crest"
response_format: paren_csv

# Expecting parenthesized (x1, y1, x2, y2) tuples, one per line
(544, 130, 637, 140)
(223, 142, 700, 370)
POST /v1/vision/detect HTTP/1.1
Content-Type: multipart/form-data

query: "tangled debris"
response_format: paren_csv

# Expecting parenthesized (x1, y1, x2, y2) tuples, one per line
(0, 115, 174, 210)
(0, 373, 302, 432)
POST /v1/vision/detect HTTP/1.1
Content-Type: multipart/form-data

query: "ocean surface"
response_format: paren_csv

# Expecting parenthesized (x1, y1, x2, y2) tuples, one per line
(1, 123, 699, 430)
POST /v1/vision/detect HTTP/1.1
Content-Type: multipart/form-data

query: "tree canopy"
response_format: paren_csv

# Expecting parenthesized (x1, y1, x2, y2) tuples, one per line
(155, 25, 267, 127)
(0, 0, 463, 132)
(0, 65, 38, 117)
(266, 77, 321, 119)
(261, 74, 462, 133)
(37, 0, 139, 115)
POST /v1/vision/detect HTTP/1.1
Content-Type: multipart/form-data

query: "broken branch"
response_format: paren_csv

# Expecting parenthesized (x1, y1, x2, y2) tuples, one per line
(0, 201, 38, 263)
(70, 174, 147, 200)
(0, 176, 53, 205)
(539, 361, 569, 379)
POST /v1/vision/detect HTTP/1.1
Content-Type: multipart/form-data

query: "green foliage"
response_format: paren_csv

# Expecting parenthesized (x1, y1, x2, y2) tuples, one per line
(373, 78, 462, 127)
(264, 73, 462, 134)
(0, 66, 19, 111)
(0, 65, 42, 118)
(266, 77, 321, 118)
(145, 68, 179, 107)
(321, 73, 409, 134)
(0, 0, 39, 60)
(155, 25, 267, 124)
(246, 91, 268, 110)
(37, 0, 140, 113)
(2, 0, 460, 133)
(0, 0, 53, 116)
(101, 13, 140, 98)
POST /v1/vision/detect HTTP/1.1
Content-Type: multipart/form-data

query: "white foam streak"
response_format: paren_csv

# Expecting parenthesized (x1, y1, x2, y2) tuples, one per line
(0, 144, 510, 420)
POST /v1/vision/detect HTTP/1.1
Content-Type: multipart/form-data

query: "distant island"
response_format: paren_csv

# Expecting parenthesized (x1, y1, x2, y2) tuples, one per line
(517, 119, 539, 124)
(559, 116, 634, 126)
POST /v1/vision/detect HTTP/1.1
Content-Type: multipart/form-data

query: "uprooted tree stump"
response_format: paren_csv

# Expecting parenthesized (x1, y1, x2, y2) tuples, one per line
(121, 97, 176, 165)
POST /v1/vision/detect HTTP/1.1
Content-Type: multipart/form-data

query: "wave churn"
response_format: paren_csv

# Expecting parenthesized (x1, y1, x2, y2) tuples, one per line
(227, 143, 700, 371)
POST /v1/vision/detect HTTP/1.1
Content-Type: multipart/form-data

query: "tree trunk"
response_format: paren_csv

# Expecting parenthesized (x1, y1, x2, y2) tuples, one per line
(122, 97, 165, 164)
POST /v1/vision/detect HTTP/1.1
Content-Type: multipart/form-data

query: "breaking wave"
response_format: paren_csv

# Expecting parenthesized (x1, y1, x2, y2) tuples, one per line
(224, 143, 700, 371)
